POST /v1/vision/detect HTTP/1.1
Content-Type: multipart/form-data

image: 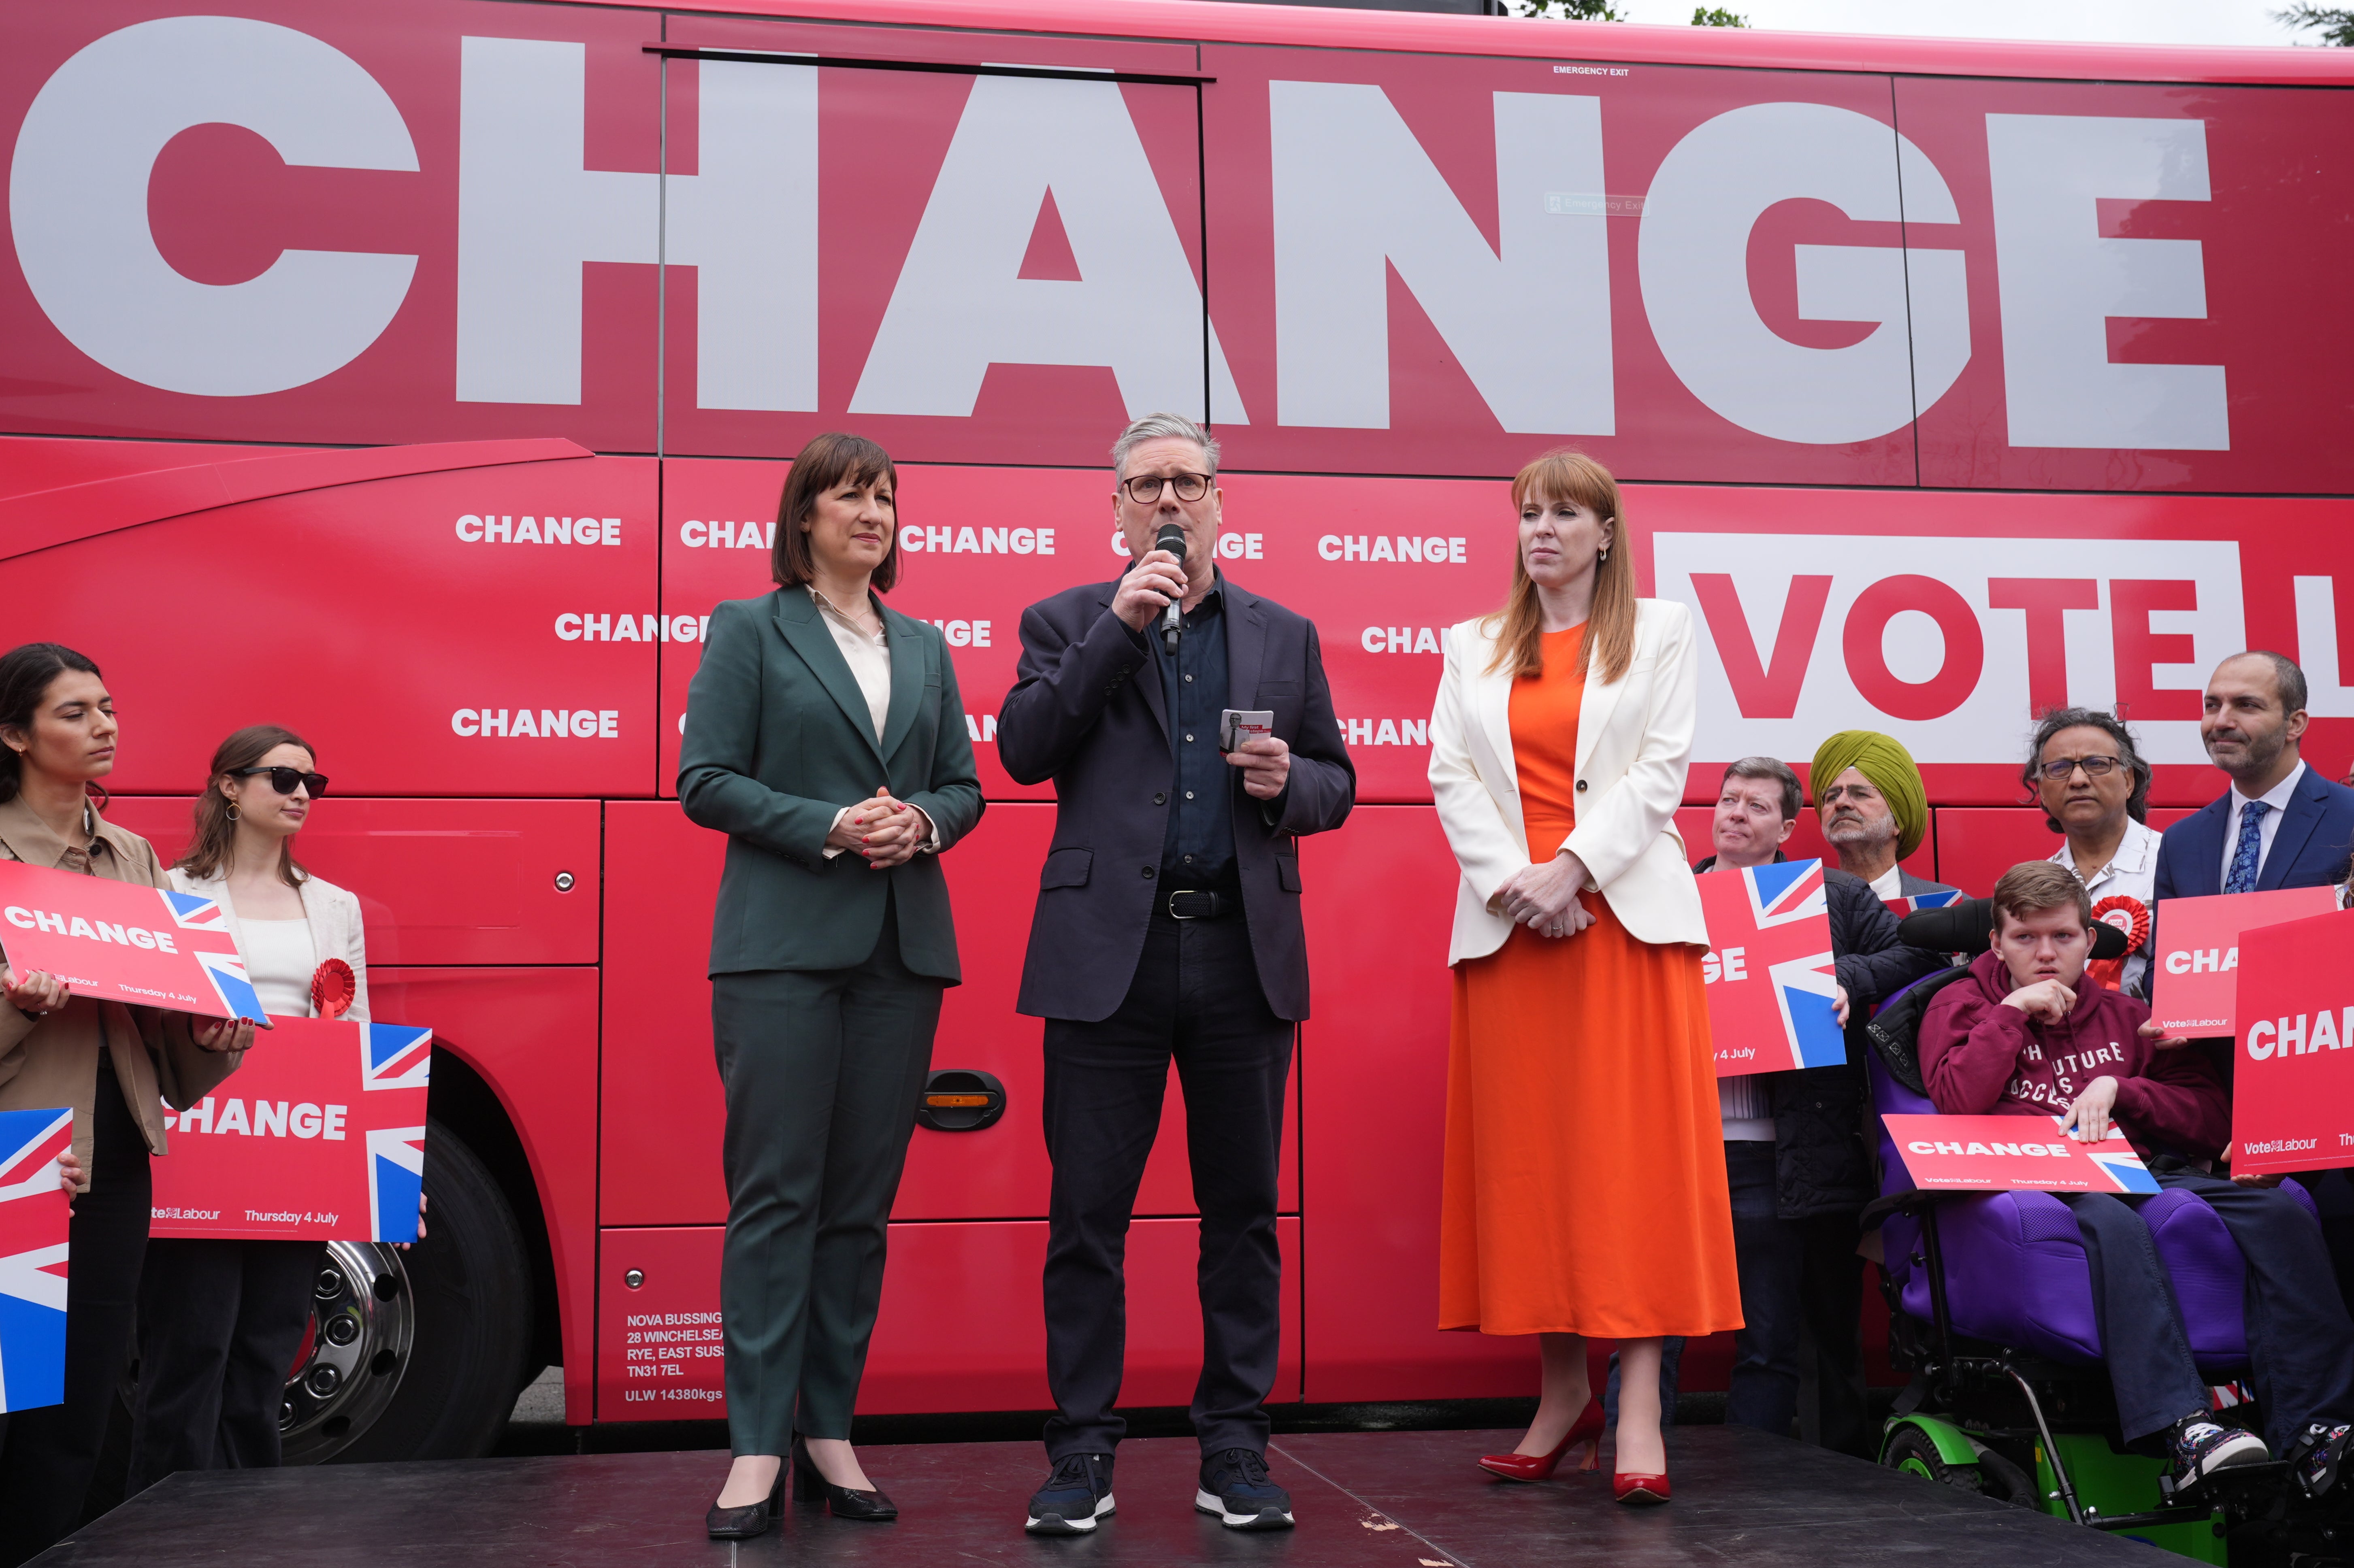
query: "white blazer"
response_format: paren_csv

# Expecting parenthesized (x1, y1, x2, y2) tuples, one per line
(1427, 598, 1706, 964)
(167, 866, 370, 1022)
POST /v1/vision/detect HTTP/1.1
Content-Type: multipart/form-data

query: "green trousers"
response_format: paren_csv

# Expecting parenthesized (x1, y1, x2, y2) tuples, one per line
(712, 903, 942, 1456)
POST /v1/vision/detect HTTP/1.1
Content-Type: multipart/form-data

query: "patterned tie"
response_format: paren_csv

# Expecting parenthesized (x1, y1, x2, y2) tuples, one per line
(2225, 799, 2273, 894)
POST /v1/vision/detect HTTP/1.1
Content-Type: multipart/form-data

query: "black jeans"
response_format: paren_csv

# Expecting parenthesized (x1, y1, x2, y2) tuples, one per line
(2155, 1170, 2354, 1453)
(1604, 1143, 1868, 1453)
(1042, 904, 1291, 1459)
(2062, 1190, 2210, 1446)
(128, 1238, 324, 1491)
(0, 1054, 150, 1568)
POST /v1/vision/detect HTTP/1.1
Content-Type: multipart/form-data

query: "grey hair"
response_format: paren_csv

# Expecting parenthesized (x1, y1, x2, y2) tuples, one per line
(1111, 413, 1220, 481)
(1721, 756, 1802, 825)
(2023, 706, 2151, 831)
(2222, 650, 2309, 716)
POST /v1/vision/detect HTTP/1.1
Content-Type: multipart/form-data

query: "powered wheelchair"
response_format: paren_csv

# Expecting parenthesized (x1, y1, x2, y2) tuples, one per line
(1861, 903, 2354, 1565)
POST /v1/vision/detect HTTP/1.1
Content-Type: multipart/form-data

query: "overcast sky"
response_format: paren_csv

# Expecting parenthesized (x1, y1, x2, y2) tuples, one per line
(1601, 0, 2318, 48)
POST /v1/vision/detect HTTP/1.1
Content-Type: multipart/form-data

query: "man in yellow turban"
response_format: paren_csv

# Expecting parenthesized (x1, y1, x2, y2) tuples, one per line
(1809, 730, 1941, 904)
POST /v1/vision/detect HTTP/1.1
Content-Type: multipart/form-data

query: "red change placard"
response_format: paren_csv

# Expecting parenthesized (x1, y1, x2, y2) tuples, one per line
(0, 860, 264, 1024)
(149, 1019, 430, 1243)
(2231, 908, 2354, 1178)
(2149, 887, 2339, 1036)
(1884, 1114, 2160, 1194)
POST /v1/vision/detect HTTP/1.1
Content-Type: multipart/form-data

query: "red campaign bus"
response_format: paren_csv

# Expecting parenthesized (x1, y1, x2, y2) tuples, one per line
(0, 0, 2350, 1463)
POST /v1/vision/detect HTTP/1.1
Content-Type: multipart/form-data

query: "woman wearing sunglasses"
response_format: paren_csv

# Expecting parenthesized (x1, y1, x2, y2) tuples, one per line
(0, 646, 251, 1568)
(125, 725, 368, 1496)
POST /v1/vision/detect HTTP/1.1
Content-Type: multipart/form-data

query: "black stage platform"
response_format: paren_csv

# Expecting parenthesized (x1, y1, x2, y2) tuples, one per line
(35, 1425, 2155, 1566)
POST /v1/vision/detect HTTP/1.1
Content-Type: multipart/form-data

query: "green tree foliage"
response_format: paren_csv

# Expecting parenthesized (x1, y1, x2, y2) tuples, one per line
(1514, 0, 1625, 18)
(2277, 2, 2354, 43)
(1691, 5, 1750, 21)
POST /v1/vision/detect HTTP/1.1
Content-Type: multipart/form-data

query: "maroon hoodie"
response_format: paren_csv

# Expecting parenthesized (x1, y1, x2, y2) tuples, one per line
(1917, 950, 2228, 1161)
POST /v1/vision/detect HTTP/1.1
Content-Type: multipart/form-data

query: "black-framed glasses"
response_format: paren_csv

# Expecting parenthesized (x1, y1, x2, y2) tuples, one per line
(1121, 471, 1210, 505)
(2038, 755, 2122, 781)
(232, 765, 329, 798)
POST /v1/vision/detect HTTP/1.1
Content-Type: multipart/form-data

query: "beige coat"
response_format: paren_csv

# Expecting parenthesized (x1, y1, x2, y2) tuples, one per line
(0, 795, 245, 1176)
(167, 866, 369, 1023)
(1427, 598, 1707, 964)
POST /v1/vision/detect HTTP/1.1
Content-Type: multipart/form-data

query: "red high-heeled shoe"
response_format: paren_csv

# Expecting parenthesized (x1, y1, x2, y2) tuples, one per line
(1612, 1470, 1670, 1506)
(1478, 1399, 1604, 1481)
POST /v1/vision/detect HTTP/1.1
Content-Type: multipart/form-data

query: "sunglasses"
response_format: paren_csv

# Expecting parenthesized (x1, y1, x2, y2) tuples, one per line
(231, 765, 329, 798)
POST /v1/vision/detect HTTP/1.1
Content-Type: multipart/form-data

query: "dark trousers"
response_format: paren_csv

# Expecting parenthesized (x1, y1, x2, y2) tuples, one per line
(127, 1238, 323, 1492)
(2156, 1169, 2354, 1453)
(712, 897, 942, 1457)
(0, 1056, 149, 1568)
(2062, 1190, 2209, 1445)
(1041, 905, 1291, 1459)
(1604, 1144, 1868, 1454)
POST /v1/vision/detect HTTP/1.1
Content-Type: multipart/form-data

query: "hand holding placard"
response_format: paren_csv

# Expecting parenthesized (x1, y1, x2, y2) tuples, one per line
(0, 859, 266, 1025)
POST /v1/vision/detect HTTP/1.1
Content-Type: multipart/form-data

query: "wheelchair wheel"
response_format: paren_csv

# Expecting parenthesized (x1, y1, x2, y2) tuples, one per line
(1883, 1426, 1983, 1494)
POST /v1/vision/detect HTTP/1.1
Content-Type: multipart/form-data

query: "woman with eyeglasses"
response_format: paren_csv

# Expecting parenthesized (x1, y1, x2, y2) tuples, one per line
(0, 646, 251, 1568)
(2026, 707, 2159, 998)
(125, 725, 369, 1496)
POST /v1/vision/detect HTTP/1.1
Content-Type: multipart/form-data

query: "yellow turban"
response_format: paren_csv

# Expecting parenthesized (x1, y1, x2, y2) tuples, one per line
(1810, 730, 1928, 861)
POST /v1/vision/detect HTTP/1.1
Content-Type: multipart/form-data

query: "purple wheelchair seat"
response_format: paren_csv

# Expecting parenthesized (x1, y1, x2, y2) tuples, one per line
(1869, 1042, 2312, 1377)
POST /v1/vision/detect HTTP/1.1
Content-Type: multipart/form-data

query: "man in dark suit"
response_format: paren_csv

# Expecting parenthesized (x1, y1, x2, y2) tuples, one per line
(998, 413, 1353, 1537)
(2153, 652, 2354, 902)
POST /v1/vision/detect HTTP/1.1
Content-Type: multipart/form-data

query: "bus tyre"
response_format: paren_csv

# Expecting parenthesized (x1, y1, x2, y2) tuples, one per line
(1882, 1425, 1982, 1494)
(285, 1119, 533, 1464)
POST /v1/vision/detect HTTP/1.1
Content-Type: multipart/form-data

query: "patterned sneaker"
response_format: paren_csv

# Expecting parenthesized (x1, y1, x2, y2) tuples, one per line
(1026, 1452, 1115, 1535)
(2169, 1417, 2269, 1492)
(1195, 1448, 1295, 1530)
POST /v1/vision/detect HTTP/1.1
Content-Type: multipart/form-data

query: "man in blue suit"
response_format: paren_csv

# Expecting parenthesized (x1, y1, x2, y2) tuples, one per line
(2153, 651, 2354, 903)
(2152, 649, 2354, 1492)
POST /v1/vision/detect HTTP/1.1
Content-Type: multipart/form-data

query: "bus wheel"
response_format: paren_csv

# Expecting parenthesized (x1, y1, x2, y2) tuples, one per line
(1882, 1425, 1982, 1494)
(282, 1120, 533, 1464)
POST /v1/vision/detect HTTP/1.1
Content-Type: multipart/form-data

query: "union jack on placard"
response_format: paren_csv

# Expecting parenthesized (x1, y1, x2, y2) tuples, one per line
(1697, 859, 1847, 1075)
(192, 950, 266, 1025)
(0, 1106, 72, 1413)
(365, 1126, 426, 1244)
(2086, 1149, 2162, 1194)
(1742, 858, 1828, 929)
(360, 1025, 433, 1093)
(158, 887, 231, 934)
(1885, 888, 1969, 919)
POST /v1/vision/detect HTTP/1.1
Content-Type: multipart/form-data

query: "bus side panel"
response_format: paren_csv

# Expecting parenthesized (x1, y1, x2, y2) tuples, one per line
(597, 1218, 1303, 1419)
(369, 965, 601, 1423)
(599, 801, 1277, 1227)
(102, 795, 602, 966)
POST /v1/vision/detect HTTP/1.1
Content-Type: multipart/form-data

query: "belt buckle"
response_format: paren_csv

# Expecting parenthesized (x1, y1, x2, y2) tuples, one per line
(1168, 889, 1204, 921)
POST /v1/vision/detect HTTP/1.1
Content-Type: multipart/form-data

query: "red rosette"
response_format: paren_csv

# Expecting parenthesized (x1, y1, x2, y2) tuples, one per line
(2084, 895, 2151, 991)
(311, 958, 356, 1019)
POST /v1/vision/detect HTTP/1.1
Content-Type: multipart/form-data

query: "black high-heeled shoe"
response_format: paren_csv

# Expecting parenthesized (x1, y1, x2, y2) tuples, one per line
(705, 1461, 788, 1539)
(792, 1433, 899, 1521)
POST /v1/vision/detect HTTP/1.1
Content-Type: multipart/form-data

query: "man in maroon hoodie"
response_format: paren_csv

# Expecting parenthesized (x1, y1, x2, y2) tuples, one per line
(1919, 861, 2354, 1496)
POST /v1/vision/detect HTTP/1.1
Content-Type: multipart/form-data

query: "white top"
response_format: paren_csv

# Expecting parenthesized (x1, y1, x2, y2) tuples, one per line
(808, 587, 942, 862)
(2050, 815, 2161, 998)
(2220, 760, 2307, 889)
(240, 917, 319, 1019)
(1870, 865, 1902, 902)
(1719, 1077, 1773, 1142)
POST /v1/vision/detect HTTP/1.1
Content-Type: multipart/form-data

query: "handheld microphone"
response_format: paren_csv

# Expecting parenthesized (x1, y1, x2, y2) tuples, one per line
(1155, 523, 1188, 654)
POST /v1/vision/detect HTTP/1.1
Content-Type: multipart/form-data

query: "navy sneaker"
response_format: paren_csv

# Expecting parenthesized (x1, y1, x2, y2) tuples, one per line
(1195, 1448, 1295, 1530)
(2292, 1422, 2354, 1498)
(1026, 1452, 1115, 1535)
(2169, 1417, 2269, 1493)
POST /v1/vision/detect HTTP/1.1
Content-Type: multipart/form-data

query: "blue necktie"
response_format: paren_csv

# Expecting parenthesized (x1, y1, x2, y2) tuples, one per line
(2226, 799, 2273, 894)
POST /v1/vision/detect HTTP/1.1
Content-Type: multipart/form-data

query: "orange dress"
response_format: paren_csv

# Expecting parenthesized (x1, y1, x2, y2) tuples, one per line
(1438, 627, 1741, 1338)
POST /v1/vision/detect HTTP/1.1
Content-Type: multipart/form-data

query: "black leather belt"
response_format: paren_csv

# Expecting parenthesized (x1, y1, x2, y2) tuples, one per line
(1165, 889, 1236, 921)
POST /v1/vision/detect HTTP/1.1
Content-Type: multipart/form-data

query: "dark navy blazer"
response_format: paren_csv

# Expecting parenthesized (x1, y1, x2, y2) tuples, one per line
(2153, 762, 2354, 904)
(998, 574, 1355, 1023)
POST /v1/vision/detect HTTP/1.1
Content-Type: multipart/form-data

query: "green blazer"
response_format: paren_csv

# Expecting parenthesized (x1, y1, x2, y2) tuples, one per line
(679, 588, 984, 983)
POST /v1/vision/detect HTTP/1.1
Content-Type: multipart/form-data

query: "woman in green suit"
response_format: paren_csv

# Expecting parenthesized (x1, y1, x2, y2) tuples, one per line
(680, 433, 984, 1537)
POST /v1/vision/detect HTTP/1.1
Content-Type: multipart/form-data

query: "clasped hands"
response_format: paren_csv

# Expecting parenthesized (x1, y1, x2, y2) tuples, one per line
(826, 787, 931, 870)
(1495, 852, 1596, 940)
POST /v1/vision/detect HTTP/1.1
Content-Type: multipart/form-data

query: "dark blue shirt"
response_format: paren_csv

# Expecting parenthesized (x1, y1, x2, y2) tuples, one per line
(1145, 582, 1236, 888)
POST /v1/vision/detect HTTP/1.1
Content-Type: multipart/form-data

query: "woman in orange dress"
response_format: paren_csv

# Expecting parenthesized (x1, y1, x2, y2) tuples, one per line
(1426, 450, 1738, 1505)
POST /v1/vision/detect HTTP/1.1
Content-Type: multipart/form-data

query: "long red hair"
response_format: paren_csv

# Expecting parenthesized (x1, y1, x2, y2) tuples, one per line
(1485, 449, 1636, 685)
